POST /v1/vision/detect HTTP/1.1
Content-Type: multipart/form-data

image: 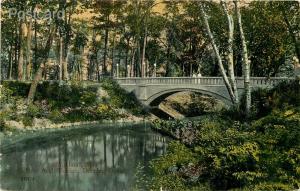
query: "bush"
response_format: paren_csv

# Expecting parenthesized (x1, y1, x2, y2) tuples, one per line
(95, 103, 119, 120)
(0, 118, 5, 131)
(249, 78, 300, 119)
(101, 79, 146, 115)
(48, 109, 65, 123)
(2, 81, 30, 97)
(22, 116, 33, 127)
(0, 85, 14, 107)
(150, 141, 201, 191)
(27, 104, 43, 118)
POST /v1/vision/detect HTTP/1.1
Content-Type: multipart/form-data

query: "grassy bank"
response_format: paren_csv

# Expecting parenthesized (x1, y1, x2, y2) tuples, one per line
(0, 79, 147, 131)
(149, 79, 300, 191)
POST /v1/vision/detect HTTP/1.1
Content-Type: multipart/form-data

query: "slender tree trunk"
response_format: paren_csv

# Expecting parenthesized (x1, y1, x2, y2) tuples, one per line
(221, 1, 239, 104)
(27, 26, 56, 104)
(125, 40, 130, 77)
(96, 59, 100, 81)
(125, 50, 129, 77)
(63, 9, 71, 81)
(137, 41, 141, 77)
(18, 22, 26, 81)
(131, 49, 136, 77)
(59, 35, 63, 81)
(8, 46, 12, 80)
(34, 16, 38, 74)
(26, 16, 33, 80)
(63, 48, 70, 80)
(200, 3, 237, 104)
(141, 26, 148, 77)
(82, 46, 89, 81)
(14, 41, 18, 79)
(234, 0, 251, 116)
(103, 16, 109, 75)
(111, 34, 115, 77)
(166, 45, 171, 77)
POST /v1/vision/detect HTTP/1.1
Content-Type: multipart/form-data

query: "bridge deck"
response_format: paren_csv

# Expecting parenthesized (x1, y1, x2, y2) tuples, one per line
(115, 77, 290, 87)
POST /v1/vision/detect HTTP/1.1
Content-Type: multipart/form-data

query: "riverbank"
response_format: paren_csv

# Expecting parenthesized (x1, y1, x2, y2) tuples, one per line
(0, 79, 151, 133)
(149, 79, 300, 191)
(2, 115, 151, 133)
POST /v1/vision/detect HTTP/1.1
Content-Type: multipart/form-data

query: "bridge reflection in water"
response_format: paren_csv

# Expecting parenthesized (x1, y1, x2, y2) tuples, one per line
(0, 124, 168, 191)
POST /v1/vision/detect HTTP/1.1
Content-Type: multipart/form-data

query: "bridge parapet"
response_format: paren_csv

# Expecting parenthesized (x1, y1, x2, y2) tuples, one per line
(115, 77, 290, 87)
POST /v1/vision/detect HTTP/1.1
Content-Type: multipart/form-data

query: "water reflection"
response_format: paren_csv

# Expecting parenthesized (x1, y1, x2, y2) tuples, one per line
(0, 124, 168, 191)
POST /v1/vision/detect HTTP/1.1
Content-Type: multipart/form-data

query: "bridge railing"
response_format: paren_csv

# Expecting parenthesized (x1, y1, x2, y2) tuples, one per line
(115, 77, 291, 87)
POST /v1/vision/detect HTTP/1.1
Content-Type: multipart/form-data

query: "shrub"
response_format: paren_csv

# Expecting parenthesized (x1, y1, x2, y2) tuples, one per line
(79, 91, 97, 106)
(249, 78, 300, 119)
(22, 116, 33, 127)
(2, 81, 30, 97)
(0, 85, 14, 107)
(101, 79, 146, 115)
(27, 104, 43, 118)
(95, 103, 119, 120)
(150, 141, 200, 191)
(48, 109, 65, 123)
(0, 118, 5, 131)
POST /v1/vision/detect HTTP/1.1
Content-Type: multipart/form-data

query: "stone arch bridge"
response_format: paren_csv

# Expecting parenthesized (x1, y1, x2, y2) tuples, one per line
(115, 77, 290, 106)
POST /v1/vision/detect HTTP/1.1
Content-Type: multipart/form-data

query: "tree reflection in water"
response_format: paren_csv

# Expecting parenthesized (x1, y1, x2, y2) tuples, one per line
(0, 124, 168, 191)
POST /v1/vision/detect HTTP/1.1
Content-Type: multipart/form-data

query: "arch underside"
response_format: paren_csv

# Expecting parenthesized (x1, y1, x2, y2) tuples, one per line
(146, 88, 233, 106)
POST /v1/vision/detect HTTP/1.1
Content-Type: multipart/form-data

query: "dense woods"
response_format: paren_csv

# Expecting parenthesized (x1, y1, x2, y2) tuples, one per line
(0, 0, 299, 81)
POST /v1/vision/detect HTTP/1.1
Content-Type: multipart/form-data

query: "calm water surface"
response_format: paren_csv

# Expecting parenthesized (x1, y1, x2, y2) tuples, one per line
(0, 123, 168, 191)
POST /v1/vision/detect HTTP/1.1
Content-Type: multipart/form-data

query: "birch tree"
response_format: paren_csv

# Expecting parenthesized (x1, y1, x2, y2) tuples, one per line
(199, 2, 238, 105)
(234, 0, 251, 116)
(221, 1, 239, 104)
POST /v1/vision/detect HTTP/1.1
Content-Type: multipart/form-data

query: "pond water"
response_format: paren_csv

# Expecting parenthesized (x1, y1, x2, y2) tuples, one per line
(0, 123, 168, 191)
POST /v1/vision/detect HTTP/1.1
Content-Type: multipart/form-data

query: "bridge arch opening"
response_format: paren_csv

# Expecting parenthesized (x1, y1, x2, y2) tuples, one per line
(146, 89, 231, 119)
(146, 88, 232, 107)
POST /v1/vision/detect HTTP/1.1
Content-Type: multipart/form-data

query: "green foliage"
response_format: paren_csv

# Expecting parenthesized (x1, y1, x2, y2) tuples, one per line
(150, 141, 207, 191)
(133, 163, 151, 191)
(252, 182, 295, 191)
(48, 109, 65, 123)
(0, 81, 144, 126)
(101, 79, 146, 115)
(96, 104, 119, 120)
(151, 109, 300, 190)
(243, 2, 292, 77)
(35, 82, 98, 109)
(0, 118, 5, 132)
(2, 81, 30, 98)
(0, 85, 14, 107)
(22, 116, 34, 127)
(26, 104, 44, 118)
(228, 79, 300, 120)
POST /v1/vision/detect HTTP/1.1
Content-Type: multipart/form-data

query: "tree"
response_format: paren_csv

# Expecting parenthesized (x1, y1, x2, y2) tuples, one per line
(234, 0, 251, 116)
(199, 2, 238, 105)
(27, 25, 56, 103)
(221, 0, 239, 104)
